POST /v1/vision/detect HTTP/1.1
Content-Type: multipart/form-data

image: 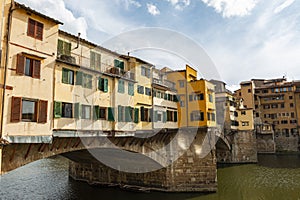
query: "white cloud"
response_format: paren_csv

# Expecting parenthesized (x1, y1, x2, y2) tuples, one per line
(167, 0, 191, 10)
(147, 3, 160, 15)
(274, 0, 295, 14)
(201, 0, 259, 18)
(118, 0, 142, 9)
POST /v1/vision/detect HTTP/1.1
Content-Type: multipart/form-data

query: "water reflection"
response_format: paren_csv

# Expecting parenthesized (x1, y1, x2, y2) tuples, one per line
(0, 155, 300, 200)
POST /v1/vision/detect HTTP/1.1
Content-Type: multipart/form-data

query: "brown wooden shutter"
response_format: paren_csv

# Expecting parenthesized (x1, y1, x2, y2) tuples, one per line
(32, 60, 41, 79)
(16, 54, 25, 75)
(36, 22, 44, 40)
(38, 100, 48, 123)
(27, 18, 35, 37)
(11, 97, 22, 122)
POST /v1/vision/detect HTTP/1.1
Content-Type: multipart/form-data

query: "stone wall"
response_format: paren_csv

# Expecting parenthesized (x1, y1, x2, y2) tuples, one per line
(230, 130, 257, 163)
(256, 134, 276, 153)
(275, 135, 300, 152)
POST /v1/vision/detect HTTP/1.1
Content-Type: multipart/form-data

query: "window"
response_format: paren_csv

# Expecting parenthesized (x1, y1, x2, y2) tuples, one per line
(90, 51, 101, 70)
(256, 113, 259, 117)
(57, 40, 71, 56)
(212, 113, 216, 121)
(191, 111, 204, 121)
(167, 110, 173, 122)
(141, 66, 150, 78)
(189, 94, 194, 102)
(248, 89, 251, 93)
(81, 105, 91, 119)
(289, 96, 293, 100)
(137, 85, 144, 94)
(207, 113, 211, 121)
(128, 82, 134, 96)
(114, 59, 124, 70)
(125, 107, 134, 122)
(179, 80, 185, 88)
(76, 72, 92, 89)
(281, 103, 285, 108)
(62, 68, 74, 85)
(290, 103, 294, 108)
(209, 94, 213, 103)
(180, 101, 185, 107)
(242, 121, 249, 126)
(291, 112, 295, 118)
(22, 100, 37, 122)
(62, 103, 73, 118)
(281, 120, 288, 124)
(16, 54, 41, 79)
(241, 111, 246, 115)
(93, 107, 106, 120)
(118, 80, 125, 93)
(140, 107, 151, 122)
(11, 97, 47, 123)
(108, 107, 115, 122)
(27, 18, 43, 40)
(118, 106, 125, 122)
(145, 87, 152, 96)
(98, 77, 108, 92)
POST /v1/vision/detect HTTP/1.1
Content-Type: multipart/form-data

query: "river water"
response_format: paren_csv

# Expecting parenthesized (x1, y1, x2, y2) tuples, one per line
(1, 154, 300, 200)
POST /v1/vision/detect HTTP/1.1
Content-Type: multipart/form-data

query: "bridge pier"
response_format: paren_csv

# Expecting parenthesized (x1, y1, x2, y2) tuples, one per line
(66, 129, 218, 192)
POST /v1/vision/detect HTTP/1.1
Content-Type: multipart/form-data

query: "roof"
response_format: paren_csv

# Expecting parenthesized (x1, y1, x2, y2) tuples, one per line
(14, 2, 63, 25)
(120, 55, 154, 66)
(58, 30, 122, 57)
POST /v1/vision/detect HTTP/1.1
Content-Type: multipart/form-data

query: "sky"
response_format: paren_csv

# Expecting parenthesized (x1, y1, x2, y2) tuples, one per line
(17, 0, 300, 90)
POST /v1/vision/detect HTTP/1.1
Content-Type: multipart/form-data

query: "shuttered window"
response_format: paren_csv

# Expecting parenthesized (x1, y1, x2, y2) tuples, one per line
(76, 71, 83, 85)
(62, 68, 74, 85)
(57, 39, 71, 56)
(90, 51, 101, 70)
(81, 105, 91, 119)
(118, 80, 125, 93)
(11, 97, 47, 123)
(27, 18, 44, 40)
(125, 107, 133, 122)
(74, 103, 80, 119)
(98, 77, 108, 92)
(16, 54, 41, 79)
(93, 106, 106, 120)
(114, 59, 125, 70)
(118, 106, 124, 122)
(128, 82, 134, 96)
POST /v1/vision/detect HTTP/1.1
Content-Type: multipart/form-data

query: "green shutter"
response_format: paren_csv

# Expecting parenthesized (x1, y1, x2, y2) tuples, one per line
(154, 111, 158, 122)
(57, 40, 63, 55)
(74, 103, 80, 119)
(114, 59, 119, 68)
(174, 111, 178, 122)
(103, 79, 108, 93)
(98, 77, 102, 90)
(93, 106, 100, 120)
(128, 83, 134, 96)
(118, 105, 123, 122)
(65, 42, 71, 56)
(119, 62, 124, 70)
(54, 101, 62, 118)
(125, 106, 132, 122)
(90, 51, 95, 69)
(108, 107, 115, 121)
(96, 54, 101, 71)
(134, 108, 139, 123)
(118, 80, 124, 93)
(163, 112, 167, 123)
(76, 71, 83, 85)
(164, 93, 168, 100)
(62, 68, 68, 84)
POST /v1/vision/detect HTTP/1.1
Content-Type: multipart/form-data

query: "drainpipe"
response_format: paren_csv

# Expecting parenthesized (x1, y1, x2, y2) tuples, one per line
(0, 0, 15, 138)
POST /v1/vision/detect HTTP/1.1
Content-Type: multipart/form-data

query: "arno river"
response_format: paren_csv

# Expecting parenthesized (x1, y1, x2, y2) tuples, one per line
(1, 154, 300, 200)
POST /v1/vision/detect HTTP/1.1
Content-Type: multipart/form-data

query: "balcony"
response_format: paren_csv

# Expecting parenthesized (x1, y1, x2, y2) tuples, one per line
(106, 67, 135, 80)
(58, 54, 76, 64)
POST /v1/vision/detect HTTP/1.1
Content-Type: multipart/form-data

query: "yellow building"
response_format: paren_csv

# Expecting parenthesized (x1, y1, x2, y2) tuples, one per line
(165, 65, 216, 128)
(152, 68, 178, 131)
(0, 1, 62, 143)
(53, 31, 136, 136)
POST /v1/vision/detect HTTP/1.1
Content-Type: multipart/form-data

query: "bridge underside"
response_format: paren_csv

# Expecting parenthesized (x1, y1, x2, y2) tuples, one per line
(0, 128, 218, 192)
